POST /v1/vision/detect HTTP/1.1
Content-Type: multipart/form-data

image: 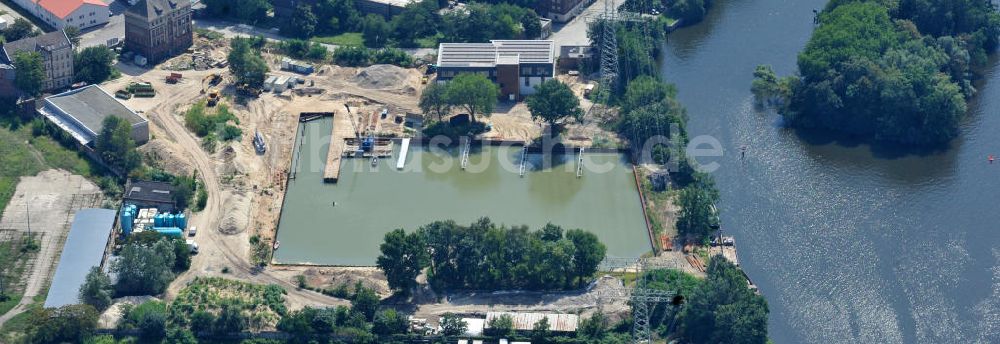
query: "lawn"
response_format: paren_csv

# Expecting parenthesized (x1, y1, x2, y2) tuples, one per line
(311, 32, 364, 47)
(0, 123, 100, 212)
(0, 233, 38, 316)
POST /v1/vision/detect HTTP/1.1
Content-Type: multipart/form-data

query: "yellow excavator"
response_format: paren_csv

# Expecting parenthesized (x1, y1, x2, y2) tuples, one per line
(202, 73, 223, 106)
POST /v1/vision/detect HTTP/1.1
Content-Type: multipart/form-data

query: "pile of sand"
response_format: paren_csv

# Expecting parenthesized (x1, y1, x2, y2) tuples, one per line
(141, 139, 193, 176)
(354, 64, 412, 90)
(219, 192, 250, 234)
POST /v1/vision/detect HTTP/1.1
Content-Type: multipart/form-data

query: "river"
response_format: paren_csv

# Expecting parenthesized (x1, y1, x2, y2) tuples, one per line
(658, 0, 1000, 343)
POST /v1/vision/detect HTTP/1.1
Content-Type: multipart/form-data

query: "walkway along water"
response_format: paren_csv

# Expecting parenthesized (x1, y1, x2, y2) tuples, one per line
(659, 0, 1000, 343)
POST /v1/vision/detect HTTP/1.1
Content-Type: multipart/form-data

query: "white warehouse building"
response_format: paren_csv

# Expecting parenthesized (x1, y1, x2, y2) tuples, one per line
(10, 0, 110, 30)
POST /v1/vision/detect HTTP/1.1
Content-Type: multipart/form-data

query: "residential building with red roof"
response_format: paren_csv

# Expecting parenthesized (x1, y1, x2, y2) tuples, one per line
(10, 0, 110, 30)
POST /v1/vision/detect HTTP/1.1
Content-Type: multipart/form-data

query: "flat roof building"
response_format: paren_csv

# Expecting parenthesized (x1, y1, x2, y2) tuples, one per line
(436, 40, 555, 100)
(44, 208, 116, 308)
(38, 85, 149, 147)
(123, 180, 177, 213)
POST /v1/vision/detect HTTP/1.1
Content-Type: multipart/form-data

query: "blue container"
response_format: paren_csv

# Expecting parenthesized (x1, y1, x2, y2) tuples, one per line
(176, 213, 186, 229)
(153, 227, 183, 237)
(167, 214, 176, 227)
(153, 214, 162, 227)
(121, 211, 133, 236)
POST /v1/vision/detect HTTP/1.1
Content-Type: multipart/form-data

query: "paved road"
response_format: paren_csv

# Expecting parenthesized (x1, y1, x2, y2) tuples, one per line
(549, 0, 621, 47)
(77, 0, 127, 48)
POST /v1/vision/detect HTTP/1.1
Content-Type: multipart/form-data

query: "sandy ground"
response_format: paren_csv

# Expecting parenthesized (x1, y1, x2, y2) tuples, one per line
(0, 170, 102, 325)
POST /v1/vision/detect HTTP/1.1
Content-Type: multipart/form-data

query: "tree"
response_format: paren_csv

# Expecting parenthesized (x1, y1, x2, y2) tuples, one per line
(578, 311, 608, 339)
(111, 238, 176, 295)
(75, 46, 116, 84)
(351, 282, 379, 321)
(390, 0, 439, 46)
(203, 0, 271, 24)
(679, 257, 768, 344)
(486, 314, 514, 337)
(64, 26, 82, 45)
(165, 327, 198, 344)
(372, 309, 408, 335)
(445, 73, 498, 124)
(95, 116, 142, 175)
(676, 175, 720, 241)
(531, 316, 551, 343)
(439, 313, 467, 336)
(315, 0, 362, 34)
(25, 304, 99, 344)
(566, 229, 606, 287)
(525, 79, 582, 130)
(228, 38, 269, 89)
(13, 51, 44, 96)
(5, 18, 38, 41)
(377, 229, 429, 296)
(118, 301, 168, 341)
(282, 4, 318, 38)
(361, 14, 390, 48)
(214, 303, 247, 334)
(78, 267, 113, 311)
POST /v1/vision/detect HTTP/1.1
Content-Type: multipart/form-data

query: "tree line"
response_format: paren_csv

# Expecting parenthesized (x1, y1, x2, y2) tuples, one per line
(753, 0, 1000, 146)
(377, 218, 607, 294)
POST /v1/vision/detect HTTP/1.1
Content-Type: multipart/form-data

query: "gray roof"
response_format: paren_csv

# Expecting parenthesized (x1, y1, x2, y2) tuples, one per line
(437, 40, 555, 67)
(44, 208, 116, 309)
(124, 180, 176, 205)
(2, 31, 71, 63)
(127, 0, 187, 20)
(39, 85, 146, 146)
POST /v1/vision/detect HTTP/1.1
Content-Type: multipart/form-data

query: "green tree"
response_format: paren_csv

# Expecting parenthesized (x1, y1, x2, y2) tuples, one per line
(228, 38, 269, 89)
(445, 73, 498, 124)
(372, 309, 408, 335)
(377, 229, 429, 296)
(315, 0, 362, 33)
(566, 229, 606, 287)
(439, 313, 467, 336)
(5, 18, 38, 41)
(204, 0, 271, 23)
(111, 238, 176, 295)
(679, 257, 768, 344)
(531, 316, 551, 343)
(390, 0, 439, 46)
(78, 267, 113, 311)
(578, 311, 607, 339)
(351, 282, 379, 321)
(95, 116, 142, 175)
(333, 46, 373, 67)
(165, 326, 198, 344)
(526, 79, 582, 130)
(25, 304, 99, 344)
(75, 46, 116, 84)
(361, 14, 390, 48)
(214, 303, 248, 334)
(676, 175, 719, 241)
(64, 26, 82, 45)
(282, 4, 318, 38)
(190, 310, 216, 335)
(486, 314, 514, 337)
(13, 51, 44, 96)
(419, 82, 451, 123)
(118, 301, 168, 341)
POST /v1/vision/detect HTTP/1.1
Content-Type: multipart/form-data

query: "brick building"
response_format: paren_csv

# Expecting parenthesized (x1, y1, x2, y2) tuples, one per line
(1, 30, 74, 93)
(125, 0, 193, 64)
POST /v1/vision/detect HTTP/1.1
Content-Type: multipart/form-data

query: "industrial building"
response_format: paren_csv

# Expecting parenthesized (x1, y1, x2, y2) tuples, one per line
(436, 40, 555, 100)
(125, 0, 194, 64)
(8, 0, 110, 30)
(536, 0, 591, 22)
(484, 312, 579, 333)
(44, 208, 116, 308)
(1, 30, 75, 94)
(38, 85, 149, 147)
(123, 180, 178, 213)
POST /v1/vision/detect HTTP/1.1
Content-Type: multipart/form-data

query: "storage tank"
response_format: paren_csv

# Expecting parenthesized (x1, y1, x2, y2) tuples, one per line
(165, 214, 175, 227)
(121, 210, 133, 236)
(154, 227, 183, 237)
(176, 213, 187, 229)
(153, 214, 162, 227)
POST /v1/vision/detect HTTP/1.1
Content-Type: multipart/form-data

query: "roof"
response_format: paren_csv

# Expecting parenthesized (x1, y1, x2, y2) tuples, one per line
(485, 312, 579, 332)
(44, 208, 116, 308)
(39, 85, 146, 146)
(127, 0, 187, 20)
(2, 30, 71, 63)
(437, 40, 555, 67)
(37, 0, 108, 19)
(124, 180, 176, 204)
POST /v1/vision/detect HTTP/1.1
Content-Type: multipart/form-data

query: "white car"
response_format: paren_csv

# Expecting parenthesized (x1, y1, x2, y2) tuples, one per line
(188, 226, 197, 236)
(186, 240, 199, 254)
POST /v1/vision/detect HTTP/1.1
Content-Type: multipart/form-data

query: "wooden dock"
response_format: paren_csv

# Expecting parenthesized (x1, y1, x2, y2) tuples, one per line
(323, 113, 353, 183)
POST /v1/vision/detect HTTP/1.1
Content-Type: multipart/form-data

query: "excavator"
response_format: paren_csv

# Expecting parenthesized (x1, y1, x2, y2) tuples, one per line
(202, 73, 223, 106)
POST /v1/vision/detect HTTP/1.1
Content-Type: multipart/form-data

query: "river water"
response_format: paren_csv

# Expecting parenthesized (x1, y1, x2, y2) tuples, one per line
(658, 0, 1000, 343)
(274, 118, 650, 266)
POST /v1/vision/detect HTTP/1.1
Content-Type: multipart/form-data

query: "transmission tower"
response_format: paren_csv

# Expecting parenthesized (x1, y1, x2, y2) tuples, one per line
(597, 256, 686, 343)
(598, 0, 620, 103)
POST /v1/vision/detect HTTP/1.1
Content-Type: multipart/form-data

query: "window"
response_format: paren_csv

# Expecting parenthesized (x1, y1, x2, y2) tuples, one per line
(524, 78, 529, 86)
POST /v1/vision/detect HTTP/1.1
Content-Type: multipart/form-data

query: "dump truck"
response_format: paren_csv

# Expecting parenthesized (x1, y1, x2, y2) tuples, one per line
(166, 73, 182, 84)
(207, 89, 220, 106)
(202, 73, 222, 93)
(127, 82, 155, 97)
(115, 89, 132, 99)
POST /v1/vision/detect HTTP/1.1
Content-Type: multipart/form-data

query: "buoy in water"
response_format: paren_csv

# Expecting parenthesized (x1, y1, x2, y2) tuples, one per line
(990, 155, 995, 164)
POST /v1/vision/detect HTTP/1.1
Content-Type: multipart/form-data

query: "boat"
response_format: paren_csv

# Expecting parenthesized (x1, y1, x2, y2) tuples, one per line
(371, 156, 378, 167)
(273, 240, 280, 250)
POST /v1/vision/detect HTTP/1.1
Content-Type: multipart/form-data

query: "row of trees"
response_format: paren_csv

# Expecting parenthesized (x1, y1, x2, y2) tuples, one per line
(14, 45, 117, 97)
(419, 73, 499, 125)
(754, 0, 1000, 146)
(377, 218, 607, 294)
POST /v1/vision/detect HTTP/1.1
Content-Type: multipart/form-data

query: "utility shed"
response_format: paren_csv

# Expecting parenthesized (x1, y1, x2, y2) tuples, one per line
(44, 208, 116, 308)
(485, 312, 579, 332)
(38, 85, 149, 147)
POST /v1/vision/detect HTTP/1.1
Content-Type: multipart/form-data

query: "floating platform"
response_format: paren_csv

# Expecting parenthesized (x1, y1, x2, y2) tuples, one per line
(323, 123, 344, 183)
(396, 138, 410, 169)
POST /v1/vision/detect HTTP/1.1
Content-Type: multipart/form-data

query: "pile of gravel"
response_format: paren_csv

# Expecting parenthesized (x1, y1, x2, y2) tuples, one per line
(354, 64, 410, 89)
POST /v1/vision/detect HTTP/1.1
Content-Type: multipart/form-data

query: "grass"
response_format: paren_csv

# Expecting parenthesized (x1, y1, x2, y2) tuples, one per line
(311, 32, 364, 47)
(0, 286, 46, 342)
(169, 277, 287, 331)
(416, 34, 443, 49)
(0, 123, 99, 212)
(0, 233, 39, 316)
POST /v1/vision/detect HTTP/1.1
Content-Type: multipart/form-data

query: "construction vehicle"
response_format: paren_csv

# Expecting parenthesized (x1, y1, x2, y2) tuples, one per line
(206, 89, 220, 106)
(236, 84, 261, 98)
(201, 73, 222, 93)
(253, 130, 267, 154)
(166, 73, 183, 84)
(115, 89, 132, 99)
